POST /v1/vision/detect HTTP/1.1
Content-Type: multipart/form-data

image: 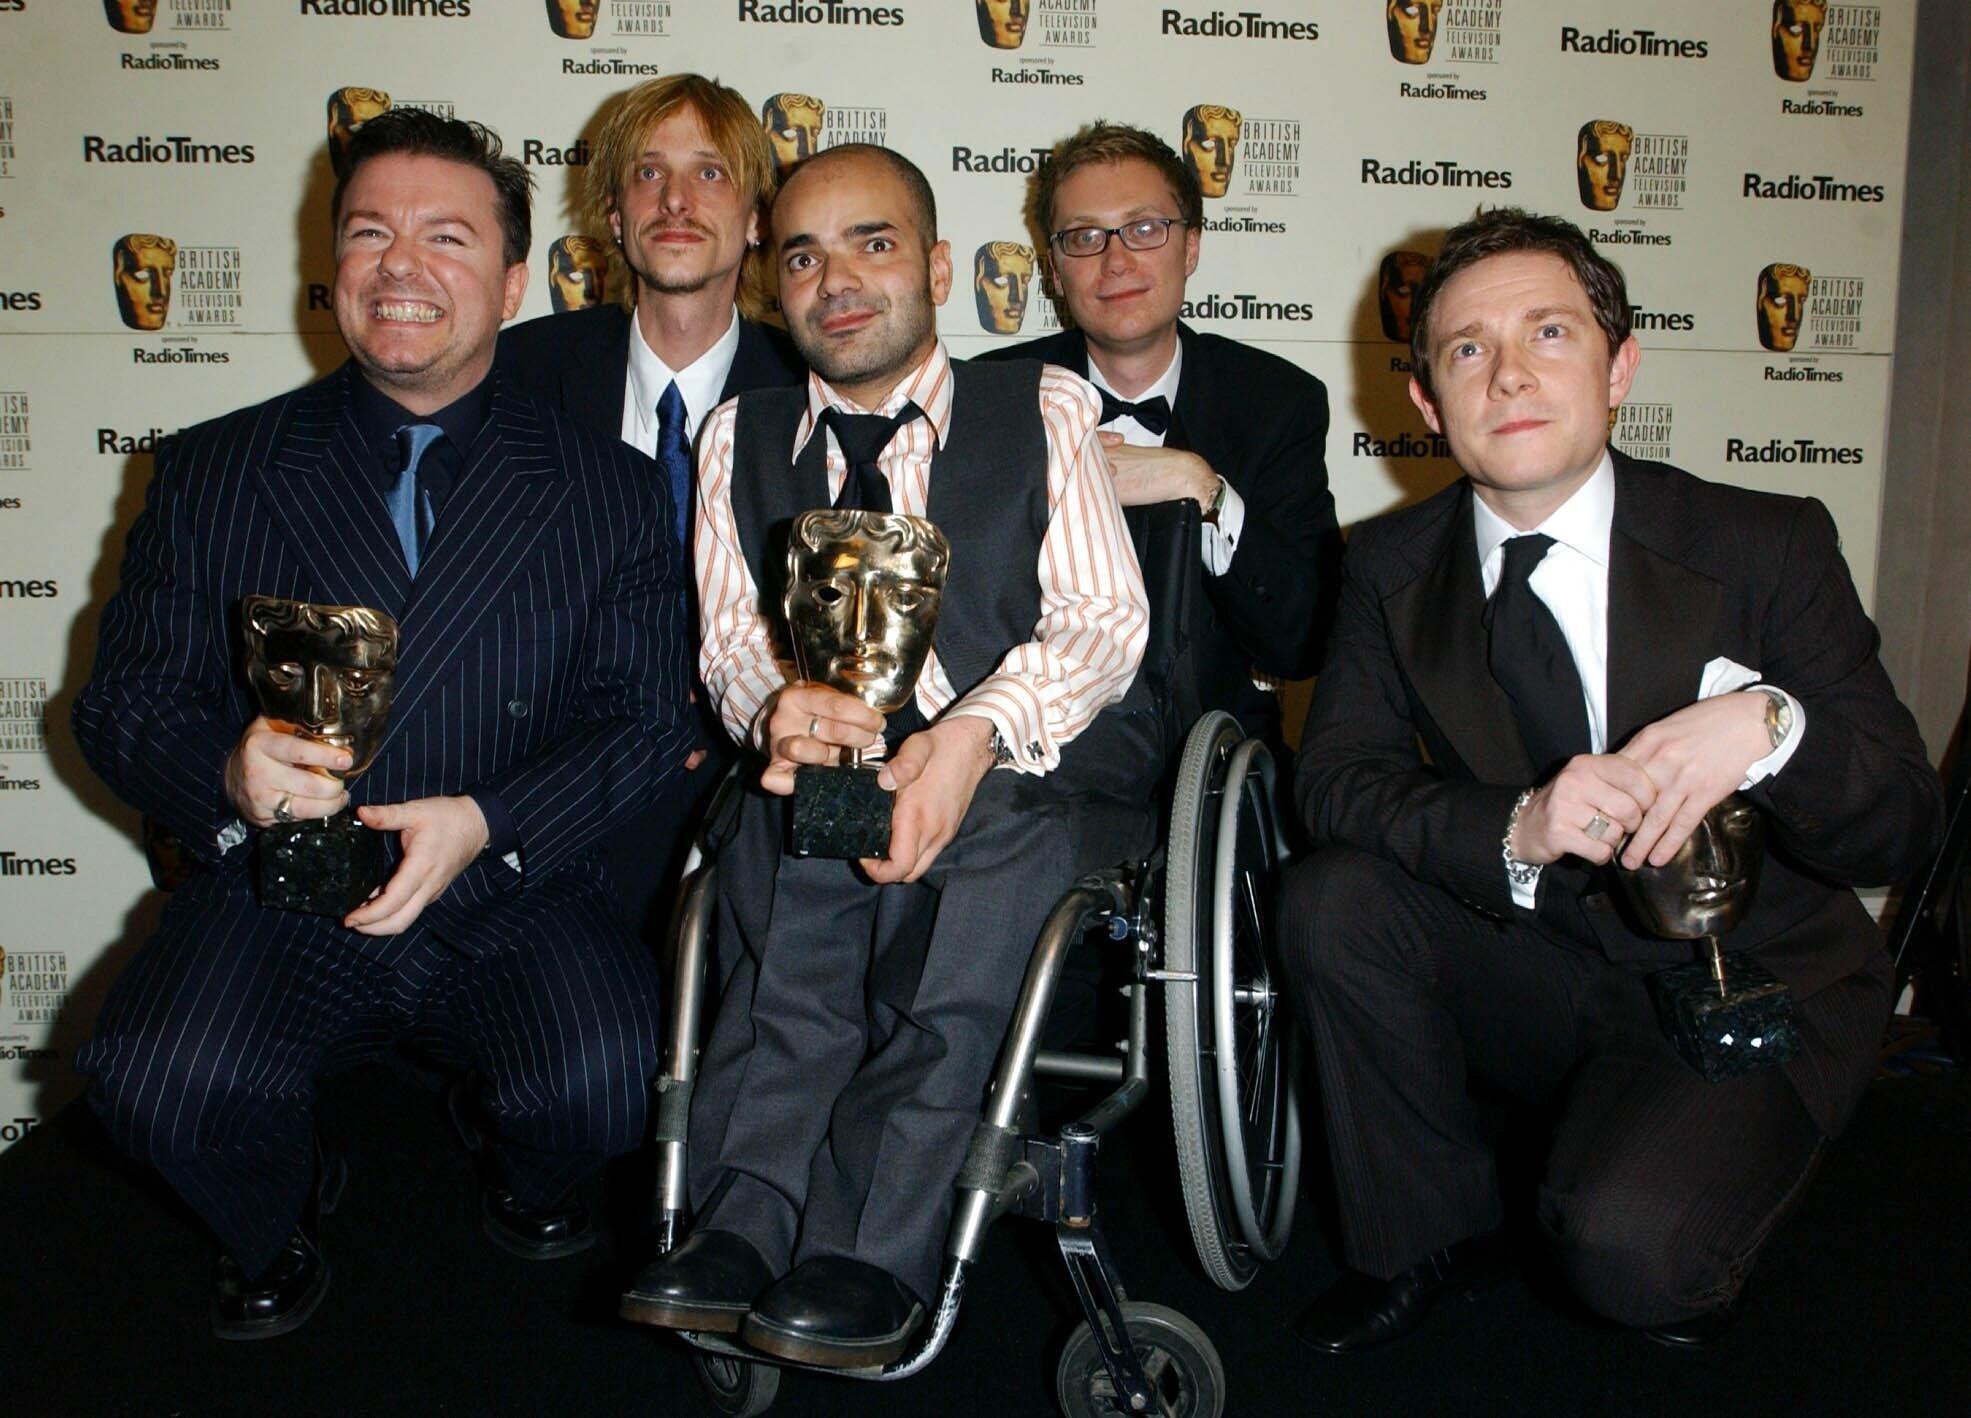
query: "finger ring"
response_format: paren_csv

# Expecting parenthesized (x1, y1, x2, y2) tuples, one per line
(1585, 812, 1611, 842)
(273, 793, 296, 824)
(807, 715, 820, 738)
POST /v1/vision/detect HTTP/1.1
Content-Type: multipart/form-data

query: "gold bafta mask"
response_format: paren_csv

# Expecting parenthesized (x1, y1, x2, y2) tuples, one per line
(1614, 795, 1766, 940)
(975, 0, 1029, 48)
(762, 93, 825, 180)
(1386, 0, 1442, 64)
(1757, 262, 1811, 352)
(1576, 120, 1634, 212)
(784, 510, 950, 717)
(1771, 0, 1826, 83)
(1377, 249, 1429, 343)
(973, 242, 1035, 334)
(549, 235, 611, 312)
(241, 597, 400, 780)
(113, 234, 177, 332)
(104, 0, 157, 34)
(327, 87, 393, 181)
(1182, 105, 1242, 200)
(546, 0, 600, 39)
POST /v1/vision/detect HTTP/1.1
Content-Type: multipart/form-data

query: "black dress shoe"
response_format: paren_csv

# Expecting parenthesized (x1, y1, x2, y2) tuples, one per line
(1643, 1301, 1738, 1350)
(211, 1147, 346, 1341)
(1293, 1233, 1511, 1355)
(742, 1257, 925, 1369)
(620, 1229, 777, 1333)
(447, 1079, 594, 1259)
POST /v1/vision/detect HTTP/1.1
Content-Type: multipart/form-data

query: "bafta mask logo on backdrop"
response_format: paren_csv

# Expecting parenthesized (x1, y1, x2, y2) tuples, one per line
(548, 235, 610, 313)
(1181, 105, 1241, 200)
(113, 233, 176, 331)
(1575, 119, 1634, 212)
(1756, 262, 1811, 352)
(761, 93, 825, 179)
(975, 0, 1029, 48)
(546, 0, 599, 38)
(1771, 0, 1826, 82)
(326, 88, 392, 181)
(1376, 249, 1429, 343)
(103, 0, 157, 33)
(973, 242, 1034, 334)
(1385, 0, 1441, 64)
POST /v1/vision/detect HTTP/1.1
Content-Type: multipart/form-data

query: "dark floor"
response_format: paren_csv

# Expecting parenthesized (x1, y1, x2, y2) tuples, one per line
(2, 1056, 1967, 1418)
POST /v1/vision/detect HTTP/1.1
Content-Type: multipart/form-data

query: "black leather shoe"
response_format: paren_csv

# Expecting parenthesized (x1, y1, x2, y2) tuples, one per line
(1643, 1301, 1739, 1350)
(742, 1257, 925, 1369)
(211, 1147, 346, 1341)
(447, 1079, 595, 1259)
(620, 1229, 777, 1333)
(1293, 1233, 1511, 1355)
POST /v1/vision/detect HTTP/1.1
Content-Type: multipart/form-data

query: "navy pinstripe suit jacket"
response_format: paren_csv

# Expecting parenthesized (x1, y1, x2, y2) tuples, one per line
(73, 363, 694, 964)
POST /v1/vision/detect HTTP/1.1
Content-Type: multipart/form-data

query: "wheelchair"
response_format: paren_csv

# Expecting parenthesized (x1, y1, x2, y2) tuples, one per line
(643, 502, 1303, 1416)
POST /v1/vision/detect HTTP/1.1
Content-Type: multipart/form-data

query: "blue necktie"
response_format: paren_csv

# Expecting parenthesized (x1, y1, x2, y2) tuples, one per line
(389, 423, 442, 577)
(656, 380, 692, 546)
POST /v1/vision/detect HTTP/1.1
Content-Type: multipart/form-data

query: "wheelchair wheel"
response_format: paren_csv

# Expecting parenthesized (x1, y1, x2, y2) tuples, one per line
(691, 1351, 780, 1416)
(1163, 712, 1302, 1291)
(1055, 1301, 1225, 1418)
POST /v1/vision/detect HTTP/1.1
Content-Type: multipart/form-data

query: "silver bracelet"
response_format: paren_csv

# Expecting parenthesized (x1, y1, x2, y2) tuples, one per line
(1502, 787, 1540, 887)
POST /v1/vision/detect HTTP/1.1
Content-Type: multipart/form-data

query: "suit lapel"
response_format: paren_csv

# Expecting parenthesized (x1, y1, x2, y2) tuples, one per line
(1385, 484, 1534, 783)
(254, 366, 414, 615)
(1167, 323, 1212, 459)
(1604, 455, 1723, 747)
(375, 380, 567, 756)
(721, 320, 782, 403)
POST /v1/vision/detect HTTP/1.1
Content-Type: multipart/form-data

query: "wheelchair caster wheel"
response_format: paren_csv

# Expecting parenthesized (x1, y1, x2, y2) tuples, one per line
(691, 1350, 780, 1416)
(1055, 1301, 1225, 1417)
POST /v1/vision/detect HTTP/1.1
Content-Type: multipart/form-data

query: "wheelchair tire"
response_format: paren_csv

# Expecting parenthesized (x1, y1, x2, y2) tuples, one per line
(1163, 712, 1302, 1291)
(1054, 1301, 1225, 1418)
(691, 1351, 780, 1417)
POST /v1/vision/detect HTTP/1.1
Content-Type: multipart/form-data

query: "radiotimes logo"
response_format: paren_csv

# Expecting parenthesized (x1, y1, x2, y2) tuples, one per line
(0, 678, 46, 755)
(1560, 25, 1708, 58)
(112, 234, 243, 331)
(1, 948, 72, 1029)
(1724, 437, 1863, 466)
(1360, 156, 1510, 190)
(0, 392, 26, 476)
(0, 850, 76, 878)
(546, 0, 671, 38)
(1755, 263, 1865, 353)
(327, 90, 455, 179)
(738, 1, 905, 25)
(1181, 106, 1300, 201)
(1741, 171, 1884, 203)
(1611, 401, 1672, 462)
(1162, 7, 1316, 40)
(104, 0, 233, 32)
(548, 236, 609, 312)
(973, 242, 1034, 334)
(84, 134, 255, 164)
(762, 93, 888, 180)
(299, 1, 474, 16)
(1180, 291, 1314, 324)
(1387, 0, 1501, 70)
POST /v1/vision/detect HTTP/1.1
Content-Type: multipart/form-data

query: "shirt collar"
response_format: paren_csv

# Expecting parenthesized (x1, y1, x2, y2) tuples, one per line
(626, 304, 743, 437)
(795, 340, 955, 457)
(1084, 339, 1183, 410)
(349, 365, 493, 478)
(1473, 449, 1615, 573)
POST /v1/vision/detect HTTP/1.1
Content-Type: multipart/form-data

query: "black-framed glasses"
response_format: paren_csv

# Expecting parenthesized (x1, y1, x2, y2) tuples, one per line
(1049, 217, 1188, 258)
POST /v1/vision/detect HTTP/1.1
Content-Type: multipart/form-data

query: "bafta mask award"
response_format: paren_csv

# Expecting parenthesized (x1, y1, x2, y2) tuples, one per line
(242, 596, 399, 916)
(1614, 794, 1800, 1081)
(783, 509, 951, 860)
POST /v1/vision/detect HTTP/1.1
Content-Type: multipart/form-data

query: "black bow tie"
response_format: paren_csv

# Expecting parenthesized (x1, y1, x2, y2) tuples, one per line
(1098, 390, 1171, 437)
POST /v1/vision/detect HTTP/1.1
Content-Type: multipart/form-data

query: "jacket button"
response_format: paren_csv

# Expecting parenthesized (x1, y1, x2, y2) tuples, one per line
(507, 700, 529, 718)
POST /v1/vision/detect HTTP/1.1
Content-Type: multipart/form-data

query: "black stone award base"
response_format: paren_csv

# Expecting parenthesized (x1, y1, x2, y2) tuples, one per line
(255, 807, 388, 916)
(790, 764, 892, 860)
(1649, 950, 1801, 1082)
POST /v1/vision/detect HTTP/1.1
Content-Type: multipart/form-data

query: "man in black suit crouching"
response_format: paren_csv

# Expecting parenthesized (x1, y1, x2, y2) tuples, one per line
(499, 74, 803, 944)
(73, 108, 692, 1338)
(1280, 207, 1942, 1352)
(981, 121, 1340, 748)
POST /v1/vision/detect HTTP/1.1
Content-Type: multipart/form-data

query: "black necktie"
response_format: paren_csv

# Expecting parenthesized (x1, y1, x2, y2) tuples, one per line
(822, 403, 922, 514)
(1098, 390, 1171, 436)
(1484, 533, 1592, 778)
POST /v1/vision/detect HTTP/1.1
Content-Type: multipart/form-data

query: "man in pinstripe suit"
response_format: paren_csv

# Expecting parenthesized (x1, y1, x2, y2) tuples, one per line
(71, 109, 692, 1339)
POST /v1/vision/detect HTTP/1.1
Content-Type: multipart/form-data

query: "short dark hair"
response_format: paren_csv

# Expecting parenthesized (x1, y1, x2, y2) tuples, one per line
(1409, 207, 1631, 400)
(330, 107, 534, 269)
(1025, 120, 1202, 246)
(780, 143, 938, 246)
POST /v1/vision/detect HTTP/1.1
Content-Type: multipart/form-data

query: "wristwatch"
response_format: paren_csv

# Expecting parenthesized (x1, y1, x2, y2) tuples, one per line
(987, 727, 1017, 769)
(1752, 686, 1795, 752)
(1201, 475, 1228, 526)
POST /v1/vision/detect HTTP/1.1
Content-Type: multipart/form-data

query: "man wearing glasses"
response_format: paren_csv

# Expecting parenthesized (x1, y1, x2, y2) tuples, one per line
(982, 122, 1340, 749)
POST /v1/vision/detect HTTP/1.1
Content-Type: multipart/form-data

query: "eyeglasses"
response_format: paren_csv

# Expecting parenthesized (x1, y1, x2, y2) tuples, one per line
(1049, 218, 1188, 259)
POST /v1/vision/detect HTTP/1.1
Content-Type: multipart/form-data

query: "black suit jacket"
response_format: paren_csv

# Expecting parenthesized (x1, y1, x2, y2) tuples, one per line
(1296, 451, 1943, 1000)
(496, 303, 804, 443)
(980, 324, 1340, 735)
(72, 364, 694, 964)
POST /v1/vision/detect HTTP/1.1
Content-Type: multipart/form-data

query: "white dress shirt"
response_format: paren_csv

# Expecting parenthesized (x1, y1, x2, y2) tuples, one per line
(1084, 344, 1245, 576)
(621, 304, 743, 456)
(1477, 452, 1806, 905)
